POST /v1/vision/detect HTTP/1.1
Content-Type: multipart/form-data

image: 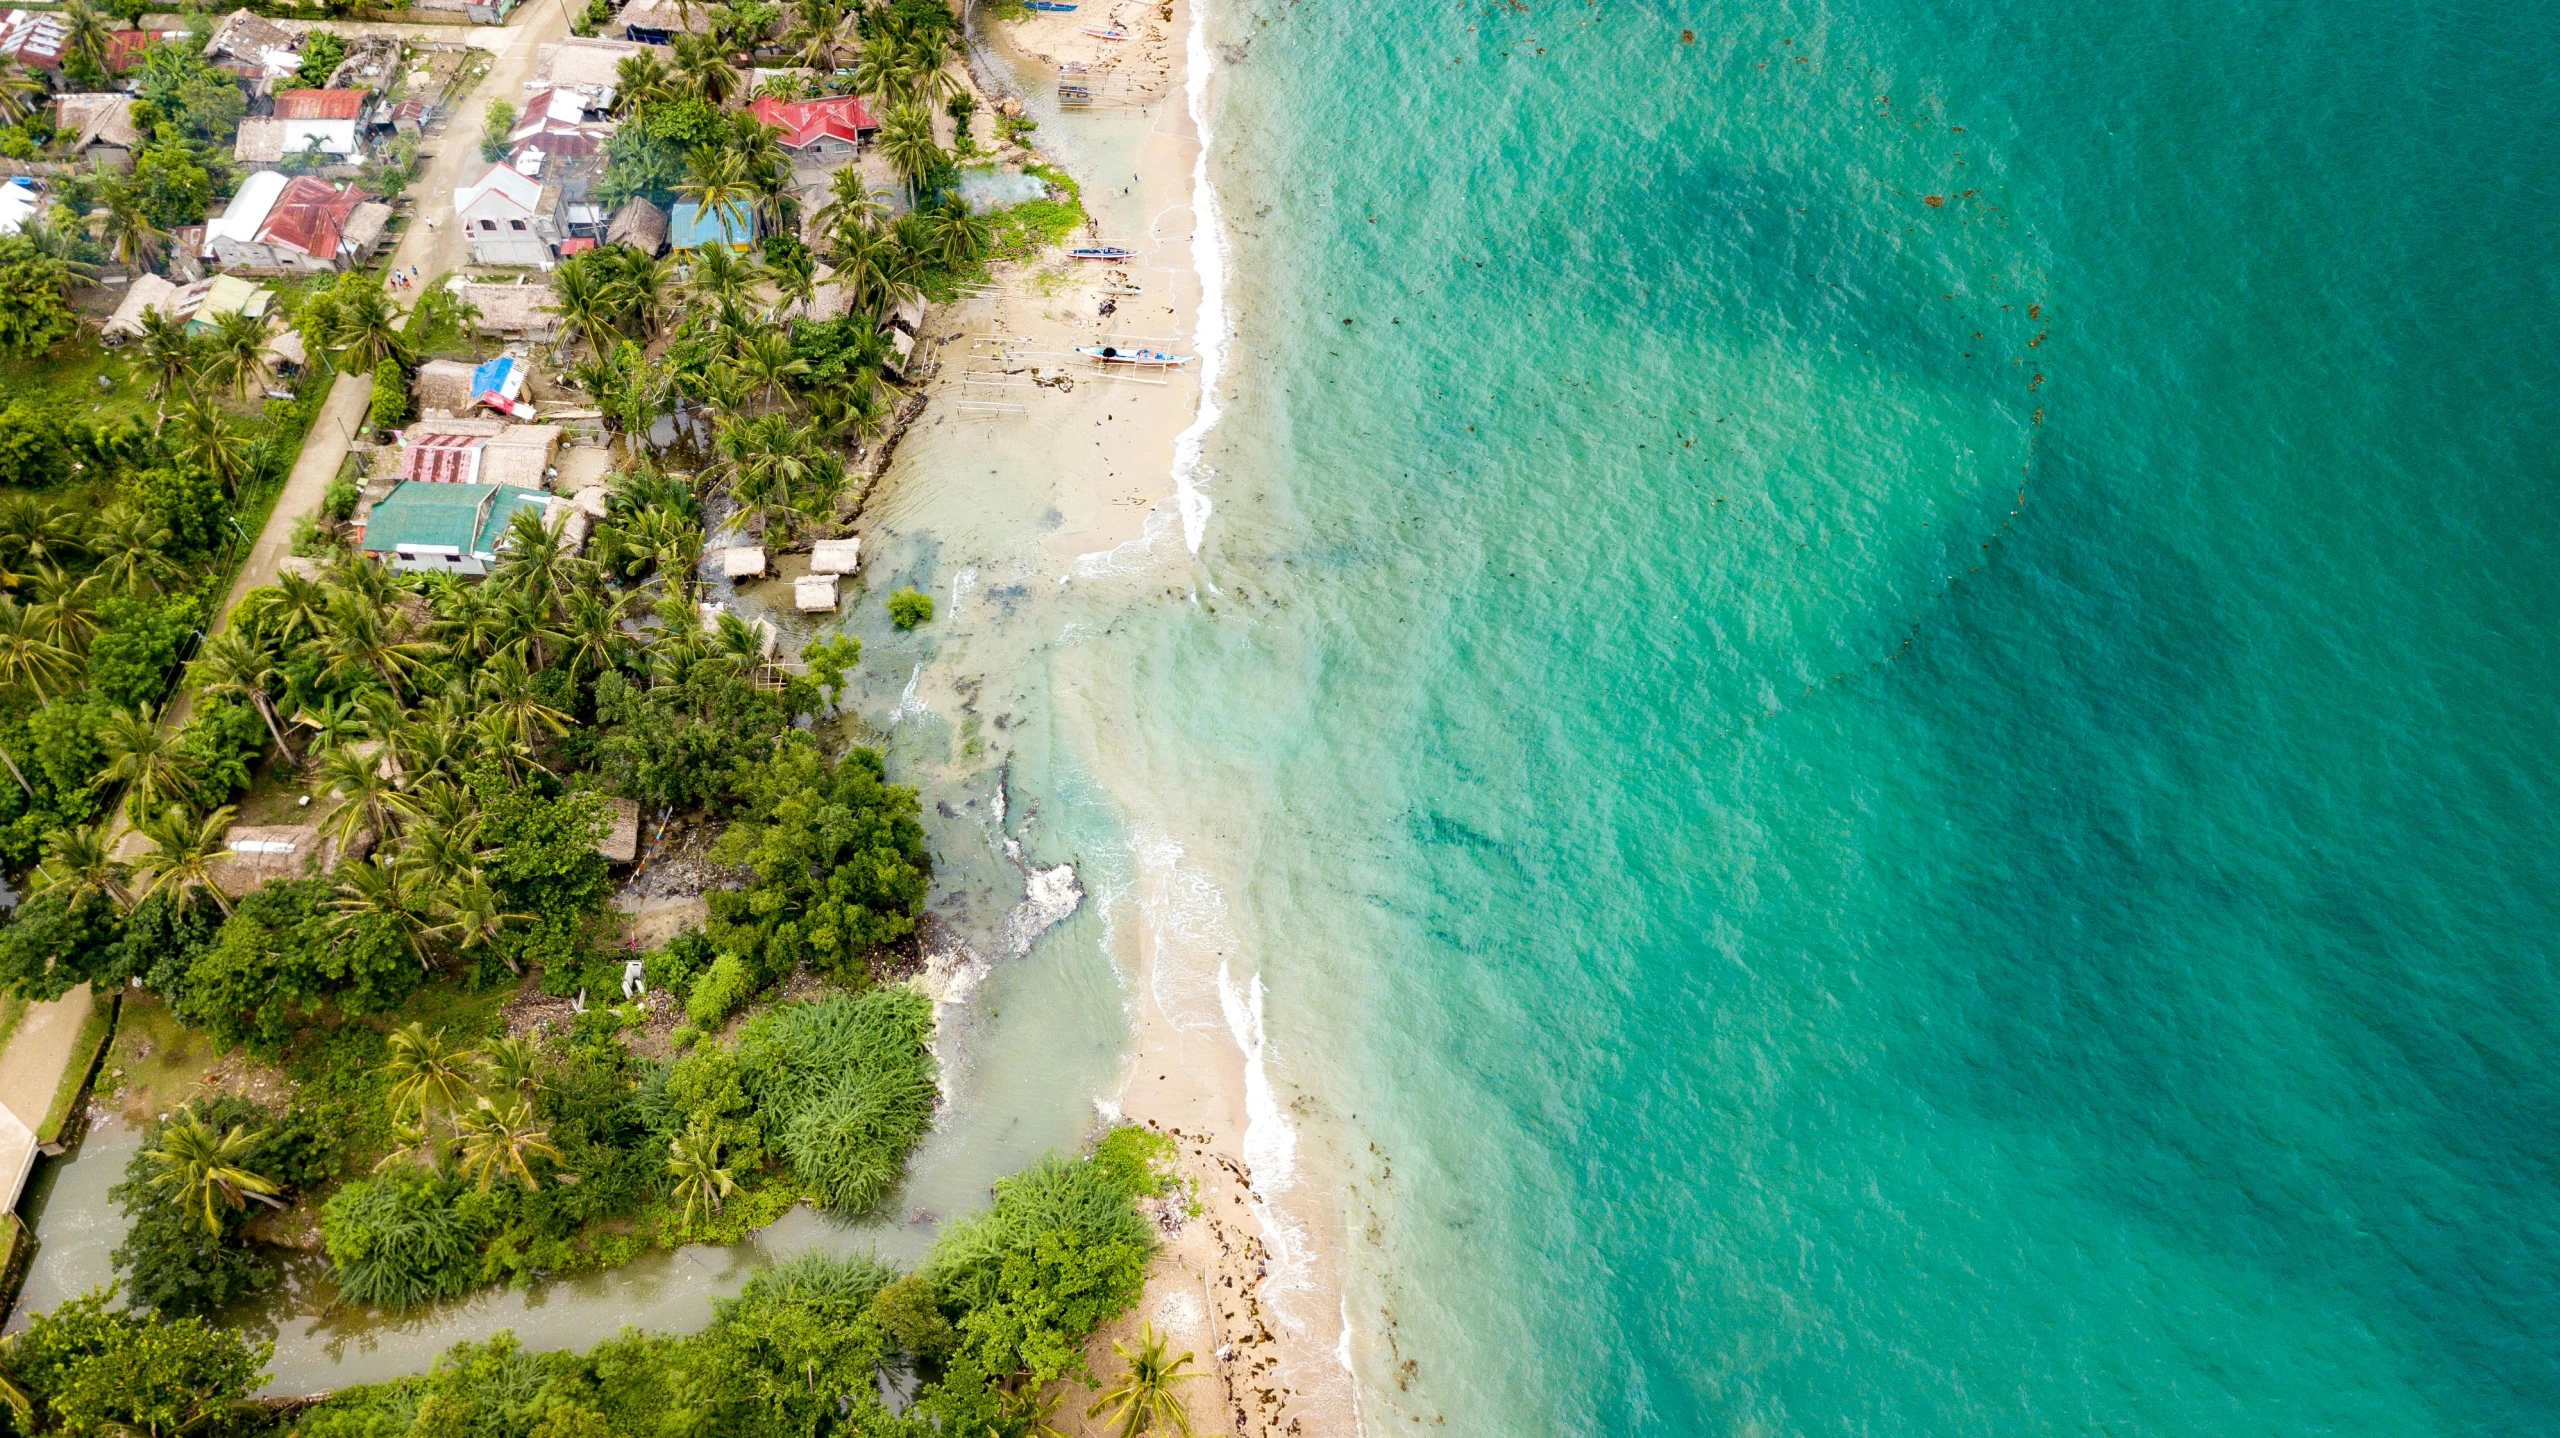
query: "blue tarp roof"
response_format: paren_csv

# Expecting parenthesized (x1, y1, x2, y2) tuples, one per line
(669, 201, 755, 250)
(470, 355, 513, 400)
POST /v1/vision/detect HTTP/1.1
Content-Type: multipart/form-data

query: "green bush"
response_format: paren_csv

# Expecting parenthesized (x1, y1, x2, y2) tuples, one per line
(737, 988, 937, 1213)
(481, 99, 518, 163)
(921, 1152, 1156, 1384)
(1091, 1123, 1180, 1200)
(10, 1292, 269, 1436)
(704, 738, 929, 984)
(86, 593, 198, 712)
(886, 586, 934, 629)
(368, 362, 408, 434)
(684, 951, 753, 1029)
(321, 1168, 488, 1311)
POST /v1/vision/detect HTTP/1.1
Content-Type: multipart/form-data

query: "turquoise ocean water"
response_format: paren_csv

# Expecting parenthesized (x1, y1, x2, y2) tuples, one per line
(1063, 0, 2560, 1431)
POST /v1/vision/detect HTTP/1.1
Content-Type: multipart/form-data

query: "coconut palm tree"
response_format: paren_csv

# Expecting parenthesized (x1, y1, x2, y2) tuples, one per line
(926, 193, 992, 268)
(30, 822, 130, 911)
(318, 592, 438, 701)
(0, 494, 86, 577)
(186, 630, 293, 761)
(316, 741, 410, 852)
(848, 44, 913, 109)
(816, 165, 886, 242)
(1086, 1324, 1201, 1438)
(58, 0, 111, 77)
(672, 32, 739, 105)
(613, 51, 673, 114)
(172, 391, 255, 498)
(142, 1110, 284, 1235)
(245, 570, 334, 648)
(456, 1096, 569, 1193)
(86, 505, 179, 595)
(733, 329, 809, 410)
(876, 102, 945, 201)
(432, 872, 531, 972)
(667, 1119, 736, 1226)
(479, 1035, 546, 1099)
(206, 308, 274, 399)
(136, 803, 237, 918)
(97, 177, 166, 271)
(789, 0, 854, 71)
(0, 594, 78, 705)
(385, 1022, 479, 1127)
(101, 705, 197, 816)
(677, 147, 756, 252)
(0, 57, 44, 128)
(134, 308, 205, 415)
(546, 250, 622, 360)
(327, 279, 414, 371)
(826, 218, 917, 321)
(560, 587, 633, 679)
(474, 646, 572, 747)
(24, 569, 100, 655)
(331, 856, 436, 971)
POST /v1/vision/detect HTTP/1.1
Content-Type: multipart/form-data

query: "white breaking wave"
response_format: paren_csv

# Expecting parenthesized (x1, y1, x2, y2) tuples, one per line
(1065, 505, 1178, 584)
(1169, 0, 1230, 555)
(888, 662, 927, 725)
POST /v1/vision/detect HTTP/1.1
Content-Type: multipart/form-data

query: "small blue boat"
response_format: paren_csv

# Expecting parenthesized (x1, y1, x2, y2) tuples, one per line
(1066, 244, 1135, 261)
(1026, 2, 1077, 10)
(1079, 345, 1192, 367)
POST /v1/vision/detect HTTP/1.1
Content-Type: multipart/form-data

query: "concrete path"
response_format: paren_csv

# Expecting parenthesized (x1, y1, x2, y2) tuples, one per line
(0, 985, 91, 1207)
(210, 370, 375, 634)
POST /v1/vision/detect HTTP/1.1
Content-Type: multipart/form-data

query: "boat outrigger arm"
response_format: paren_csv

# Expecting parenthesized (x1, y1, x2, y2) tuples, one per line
(1079, 345, 1194, 366)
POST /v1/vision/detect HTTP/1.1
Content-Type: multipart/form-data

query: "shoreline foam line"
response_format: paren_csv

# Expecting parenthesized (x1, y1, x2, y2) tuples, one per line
(1169, 0, 1229, 555)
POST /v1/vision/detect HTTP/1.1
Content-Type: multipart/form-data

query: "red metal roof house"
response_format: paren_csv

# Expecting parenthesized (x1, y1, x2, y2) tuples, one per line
(745, 95, 877, 160)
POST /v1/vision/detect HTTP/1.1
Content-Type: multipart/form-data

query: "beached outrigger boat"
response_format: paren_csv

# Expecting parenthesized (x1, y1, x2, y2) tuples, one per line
(1066, 245, 1135, 260)
(1082, 25, 1129, 39)
(1026, 1, 1076, 9)
(1078, 344, 1193, 367)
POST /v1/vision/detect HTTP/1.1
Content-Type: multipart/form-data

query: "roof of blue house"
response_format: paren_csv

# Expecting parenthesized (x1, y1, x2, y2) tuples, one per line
(669, 201, 755, 250)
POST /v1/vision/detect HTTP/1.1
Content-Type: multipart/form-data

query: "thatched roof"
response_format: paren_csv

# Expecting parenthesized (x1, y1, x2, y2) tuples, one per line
(597, 797, 640, 863)
(414, 359, 477, 416)
(458, 282, 559, 338)
(102, 273, 181, 340)
(54, 93, 139, 152)
(809, 538, 860, 575)
(341, 200, 393, 255)
(209, 824, 332, 896)
(793, 573, 838, 612)
(263, 326, 305, 368)
(605, 197, 667, 254)
(718, 545, 765, 579)
(479, 425, 563, 488)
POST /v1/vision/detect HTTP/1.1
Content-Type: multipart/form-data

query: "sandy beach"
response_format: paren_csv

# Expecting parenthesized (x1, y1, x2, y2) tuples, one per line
(840, 2, 1360, 1432)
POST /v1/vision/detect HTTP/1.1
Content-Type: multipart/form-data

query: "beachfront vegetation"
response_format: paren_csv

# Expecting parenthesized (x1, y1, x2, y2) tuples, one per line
(2, 1133, 1169, 1437)
(888, 585, 934, 629)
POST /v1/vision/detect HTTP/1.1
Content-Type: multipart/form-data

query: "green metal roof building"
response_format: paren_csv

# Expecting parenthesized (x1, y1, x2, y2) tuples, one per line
(358, 481, 554, 577)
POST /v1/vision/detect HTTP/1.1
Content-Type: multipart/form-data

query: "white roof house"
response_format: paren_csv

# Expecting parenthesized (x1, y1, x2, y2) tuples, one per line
(207, 170, 289, 249)
(456, 162, 544, 221)
(809, 538, 860, 574)
(0, 180, 38, 238)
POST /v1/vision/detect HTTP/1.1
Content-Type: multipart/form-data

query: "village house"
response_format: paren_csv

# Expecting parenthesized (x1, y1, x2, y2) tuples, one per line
(359, 481, 556, 576)
(746, 94, 878, 161)
(263, 88, 367, 161)
(456, 281, 562, 342)
(605, 197, 669, 255)
(52, 94, 140, 165)
(615, 0, 710, 45)
(532, 36, 668, 111)
(395, 416, 562, 487)
(208, 172, 387, 273)
(456, 162, 563, 268)
(203, 8, 301, 85)
(506, 87, 617, 175)
(670, 201, 754, 251)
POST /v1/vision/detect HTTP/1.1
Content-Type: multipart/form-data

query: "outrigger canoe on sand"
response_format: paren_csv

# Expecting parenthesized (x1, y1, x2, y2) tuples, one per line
(1082, 25, 1130, 39)
(1079, 345, 1193, 367)
(1026, 1, 1075, 9)
(1066, 245, 1135, 260)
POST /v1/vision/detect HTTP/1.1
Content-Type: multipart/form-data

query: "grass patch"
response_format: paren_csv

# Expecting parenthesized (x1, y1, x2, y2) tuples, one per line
(94, 993, 223, 1122)
(0, 993, 28, 1054)
(915, 166, 1091, 301)
(0, 330, 155, 427)
(36, 994, 114, 1144)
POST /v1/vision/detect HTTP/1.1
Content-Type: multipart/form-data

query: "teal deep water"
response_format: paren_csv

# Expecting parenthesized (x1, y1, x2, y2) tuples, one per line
(1124, 0, 2560, 1431)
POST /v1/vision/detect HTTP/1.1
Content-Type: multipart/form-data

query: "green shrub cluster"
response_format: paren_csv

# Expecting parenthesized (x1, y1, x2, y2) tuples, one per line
(735, 988, 937, 1212)
(283, 1136, 1161, 1438)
